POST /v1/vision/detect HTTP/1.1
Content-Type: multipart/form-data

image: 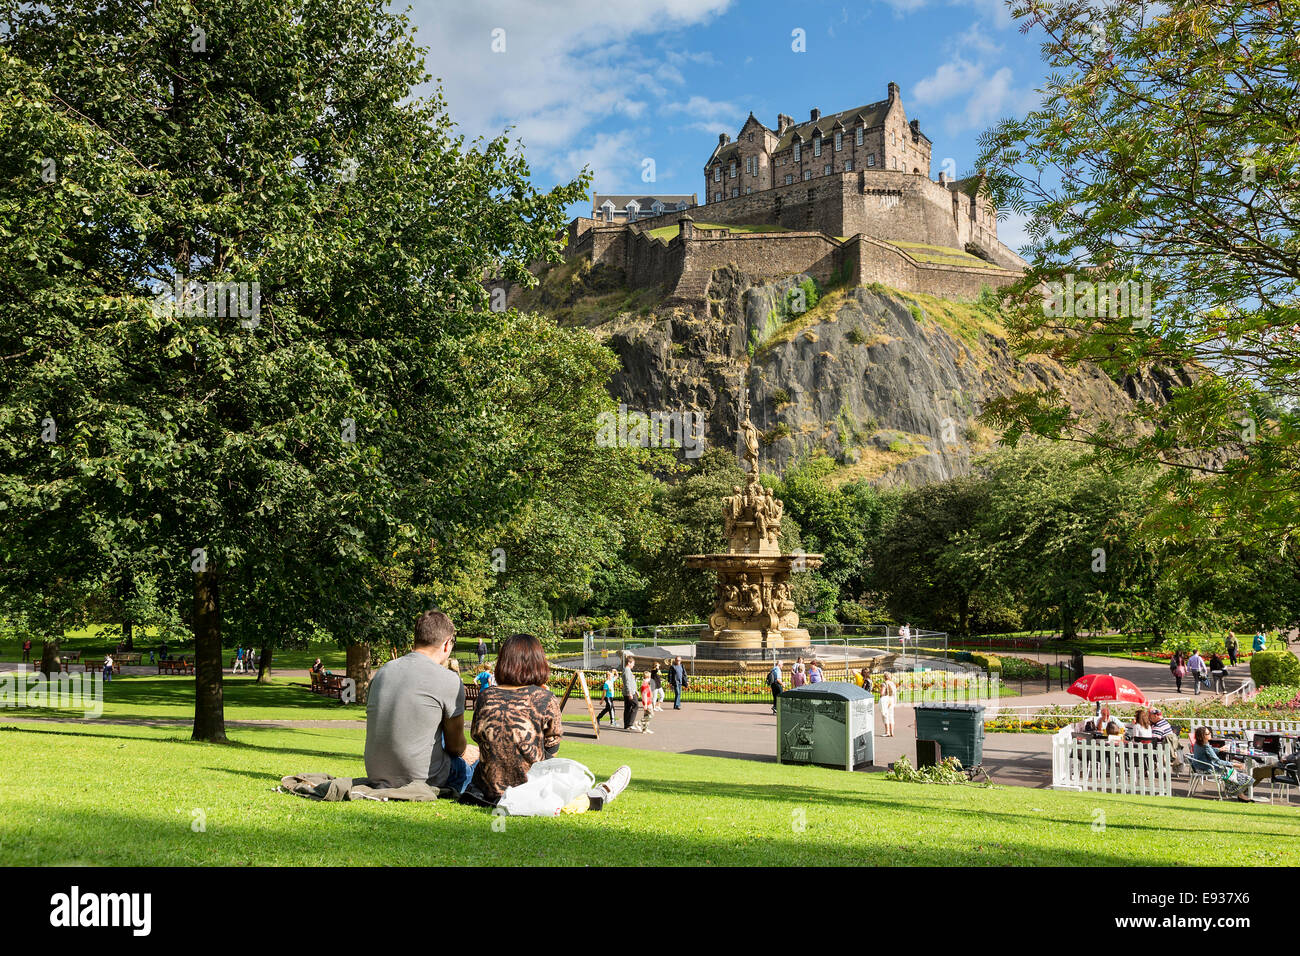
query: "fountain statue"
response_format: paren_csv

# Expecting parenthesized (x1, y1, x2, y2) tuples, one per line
(685, 419, 824, 656)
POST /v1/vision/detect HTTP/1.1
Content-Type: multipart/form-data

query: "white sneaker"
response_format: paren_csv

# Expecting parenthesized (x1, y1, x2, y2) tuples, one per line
(643, 728, 654, 734)
(587, 765, 632, 809)
(627, 726, 641, 732)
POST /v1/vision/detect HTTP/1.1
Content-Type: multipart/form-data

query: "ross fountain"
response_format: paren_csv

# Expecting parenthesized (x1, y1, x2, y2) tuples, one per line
(685, 418, 824, 659)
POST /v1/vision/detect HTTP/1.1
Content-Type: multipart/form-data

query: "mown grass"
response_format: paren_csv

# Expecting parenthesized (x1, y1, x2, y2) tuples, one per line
(643, 221, 789, 242)
(3, 720, 1297, 866)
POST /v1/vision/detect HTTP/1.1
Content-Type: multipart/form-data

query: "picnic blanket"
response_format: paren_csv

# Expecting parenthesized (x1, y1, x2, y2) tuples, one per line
(278, 773, 452, 802)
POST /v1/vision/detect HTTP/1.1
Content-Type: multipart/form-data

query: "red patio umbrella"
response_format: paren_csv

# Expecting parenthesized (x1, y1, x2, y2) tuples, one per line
(1067, 673, 1148, 706)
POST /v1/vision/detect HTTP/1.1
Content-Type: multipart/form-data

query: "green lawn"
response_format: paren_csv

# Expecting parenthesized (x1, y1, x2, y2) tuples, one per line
(12, 676, 363, 722)
(3, 720, 1297, 866)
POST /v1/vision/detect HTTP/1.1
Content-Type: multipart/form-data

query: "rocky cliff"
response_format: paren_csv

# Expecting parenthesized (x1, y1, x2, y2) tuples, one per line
(517, 258, 1186, 485)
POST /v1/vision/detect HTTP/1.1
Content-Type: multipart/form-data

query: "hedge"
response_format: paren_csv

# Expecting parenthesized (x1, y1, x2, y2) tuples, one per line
(1249, 650, 1300, 687)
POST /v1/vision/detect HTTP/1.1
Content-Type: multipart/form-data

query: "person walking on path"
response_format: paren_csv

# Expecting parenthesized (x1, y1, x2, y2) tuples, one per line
(1209, 653, 1228, 694)
(102, 654, 114, 683)
(621, 654, 641, 731)
(807, 660, 824, 684)
(667, 657, 687, 710)
(880, 672, 898, 736)
(1225, 631, 1240, 666)
(21, 639, 31, 662)
(1186, 648, 1207, 695)
(791, 657, 807, 688)
(637, 672, 655, 734)
(767, 660, 783, 714)
(476, 637, 487, 666)
(650, 663, 664, 712)
(1170, 651, 1186, 694)
(1253, 629, 1267, 653)
(595, 669, 617, 726)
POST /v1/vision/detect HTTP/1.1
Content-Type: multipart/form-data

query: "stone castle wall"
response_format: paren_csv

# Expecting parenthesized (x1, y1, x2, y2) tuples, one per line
(630, 169, 1023, 271)
(570, 218, 1019, 303)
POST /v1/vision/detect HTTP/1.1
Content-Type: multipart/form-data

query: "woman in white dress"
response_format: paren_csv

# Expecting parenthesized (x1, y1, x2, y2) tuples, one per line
(880, 673, 898, 737)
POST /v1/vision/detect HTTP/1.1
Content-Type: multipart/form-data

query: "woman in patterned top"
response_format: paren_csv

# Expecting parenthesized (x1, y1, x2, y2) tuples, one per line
(463, 633, 563, 805)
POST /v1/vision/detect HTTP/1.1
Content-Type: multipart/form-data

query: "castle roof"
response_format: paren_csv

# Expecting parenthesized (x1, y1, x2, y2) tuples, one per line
(594, 194, 696, 209)
(774, 98, 893, 152)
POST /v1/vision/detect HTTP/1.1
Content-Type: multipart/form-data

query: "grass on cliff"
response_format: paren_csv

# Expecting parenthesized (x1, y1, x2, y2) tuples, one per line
(6, 720, 1299, 866)
(889, 285, 1008, 347)
(886, 240, 1004, 270)
(644, 221, 789, 242)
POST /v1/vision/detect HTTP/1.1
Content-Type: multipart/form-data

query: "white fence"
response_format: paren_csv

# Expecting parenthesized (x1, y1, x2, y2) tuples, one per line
(1181, 717, 1300, 735)
(1050, 726, 1173, 796)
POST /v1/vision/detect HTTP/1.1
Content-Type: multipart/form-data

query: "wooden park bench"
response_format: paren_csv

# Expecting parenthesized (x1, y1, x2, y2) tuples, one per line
(61, 650, 82, 662)
(85, 659, 121, 675)
(464, 682, 480, 709)
(117, 652, 142, 666)
(307, 672, 349, 699)
(157, 658, 195, 675)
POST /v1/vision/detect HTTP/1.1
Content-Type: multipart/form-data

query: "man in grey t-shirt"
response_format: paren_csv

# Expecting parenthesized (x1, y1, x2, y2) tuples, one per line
(621, 653, 641, 731)
(365, 609, 478, 791)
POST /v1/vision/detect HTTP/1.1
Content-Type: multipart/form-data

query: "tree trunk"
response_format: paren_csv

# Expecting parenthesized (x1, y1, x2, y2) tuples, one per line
(346, 643, 372, 705)
(191, 569, 227, 742)
(123, 618, 134, 651)
(256, 645, 273, 684)
(39, 639, 60, 676)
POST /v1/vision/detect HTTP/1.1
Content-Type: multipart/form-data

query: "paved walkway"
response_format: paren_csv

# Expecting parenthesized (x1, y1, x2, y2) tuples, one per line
(998, 652, 1251, 710)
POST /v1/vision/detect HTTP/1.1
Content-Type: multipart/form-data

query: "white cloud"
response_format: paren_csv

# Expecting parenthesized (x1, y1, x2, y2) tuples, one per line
(913, 59, 985, 105)
(661, 94, 744, 135)
(408, 0, 732, 181)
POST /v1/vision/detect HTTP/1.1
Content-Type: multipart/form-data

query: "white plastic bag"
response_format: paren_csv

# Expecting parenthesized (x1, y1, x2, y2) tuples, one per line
(497, 758, 595, 817)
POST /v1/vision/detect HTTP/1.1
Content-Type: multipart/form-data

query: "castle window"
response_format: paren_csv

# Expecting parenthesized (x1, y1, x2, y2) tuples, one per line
(802, 169, 812, 181)
(813, 135, 822, 157)
(676, 201, 686, 210)
(784, 174, 793, 185)
(745, 187, 752, 194)
(834, 131, 842, 151)
(714, 192, 721, 202)
(794, 143, 801, 162)
(867, 153, 875, 167)
(823, 164, 831, 176)
(729, 162, 736, 179)
(844, 160, 853, 171)
(731, 187, 739, 197)
(891, 130, 896, 145)
(855, 127, 863, 146)
(713, 166, 721, 182)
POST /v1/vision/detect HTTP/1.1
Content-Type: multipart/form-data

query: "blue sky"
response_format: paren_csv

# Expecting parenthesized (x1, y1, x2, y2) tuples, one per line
(406, 0, 1046, 251)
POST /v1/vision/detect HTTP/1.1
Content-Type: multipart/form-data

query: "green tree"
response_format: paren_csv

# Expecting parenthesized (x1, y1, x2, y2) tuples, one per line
(874, 476, 995, 636)
(976, 0, 1300, 550)
(0, 1, 587, 739)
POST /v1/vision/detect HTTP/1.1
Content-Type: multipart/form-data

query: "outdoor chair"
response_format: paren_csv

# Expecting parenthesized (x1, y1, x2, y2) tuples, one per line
(1268, 763, 1299, 806)
(1186, 756, 1225, 800)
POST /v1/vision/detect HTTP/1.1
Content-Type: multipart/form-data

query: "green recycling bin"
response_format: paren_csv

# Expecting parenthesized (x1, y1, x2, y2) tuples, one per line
(913, 703, 985, 768)
(777, 682, 874, 771)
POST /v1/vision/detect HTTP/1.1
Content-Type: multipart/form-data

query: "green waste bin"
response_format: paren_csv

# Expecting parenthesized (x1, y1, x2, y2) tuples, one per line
(778, 682, 874, 771)
(914, 703, 985, 768)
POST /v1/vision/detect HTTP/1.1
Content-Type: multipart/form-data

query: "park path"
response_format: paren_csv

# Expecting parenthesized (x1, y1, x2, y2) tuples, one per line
(1000, 652, 1251, 710)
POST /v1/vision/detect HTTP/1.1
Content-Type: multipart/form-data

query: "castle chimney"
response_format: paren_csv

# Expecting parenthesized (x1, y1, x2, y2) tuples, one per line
(810, 108, 820, 122)
(777, 113, 792, 133)
(887, 81, 900, 100)
(910, 119, 919, 133)
(719, 133, 730, 145)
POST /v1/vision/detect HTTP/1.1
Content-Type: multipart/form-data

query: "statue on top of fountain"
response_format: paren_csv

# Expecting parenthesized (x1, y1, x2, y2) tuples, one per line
(722, 418, 784, 554)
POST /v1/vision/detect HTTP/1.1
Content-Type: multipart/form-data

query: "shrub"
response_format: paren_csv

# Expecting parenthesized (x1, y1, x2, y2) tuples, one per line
(969, 652, 1001, 674)
(771, 387, 791, 406)
(1250, 650, 1300, 687)
(998, 656, 1047, 681)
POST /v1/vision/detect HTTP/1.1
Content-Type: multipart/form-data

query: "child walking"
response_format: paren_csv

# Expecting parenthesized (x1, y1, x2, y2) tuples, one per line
(637, 671, 655, 734)
(595, 669, 617, 726)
